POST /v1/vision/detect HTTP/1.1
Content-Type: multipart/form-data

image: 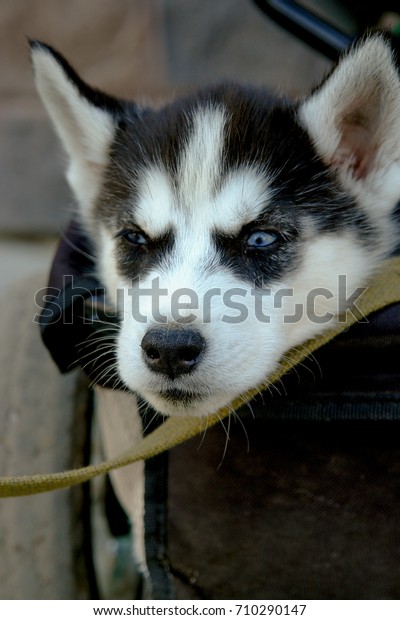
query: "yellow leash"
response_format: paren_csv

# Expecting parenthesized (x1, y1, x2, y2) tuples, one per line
(1, 256, 400, 498)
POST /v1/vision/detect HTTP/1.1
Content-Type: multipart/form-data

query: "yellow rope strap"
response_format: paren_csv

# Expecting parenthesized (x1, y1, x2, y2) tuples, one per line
(1, 256, 400, 498)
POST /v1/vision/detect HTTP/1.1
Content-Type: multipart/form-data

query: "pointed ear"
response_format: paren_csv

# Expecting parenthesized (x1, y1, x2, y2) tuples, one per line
(30, 41, 122, 213)
(299, 34, 400, 193)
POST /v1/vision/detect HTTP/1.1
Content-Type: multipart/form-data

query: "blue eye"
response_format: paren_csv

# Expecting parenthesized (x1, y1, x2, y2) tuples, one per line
(246, 230, 278, 248)
(119, 229, 148, 246)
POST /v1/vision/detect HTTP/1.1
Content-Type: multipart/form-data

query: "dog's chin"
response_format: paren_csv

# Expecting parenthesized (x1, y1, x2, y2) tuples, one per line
(140, 388, 233, 418)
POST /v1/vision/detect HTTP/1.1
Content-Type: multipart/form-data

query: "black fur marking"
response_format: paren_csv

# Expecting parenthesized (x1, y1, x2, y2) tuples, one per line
(215, 85, 372, 237)
(98, 103, 193, 281)
(214, 220, 300, 285)
(116, 229, 175, 283)
(207, 85, 374, 284)
(96, 102, 194, 226)
(95, 82, 375, 285)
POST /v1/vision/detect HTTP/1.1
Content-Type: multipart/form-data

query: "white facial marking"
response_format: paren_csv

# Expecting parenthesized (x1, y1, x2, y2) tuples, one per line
(179, 106, 226, 209)
(282, 232, 372, 347)
(212, 167, 273, 233)
(135, 167, 174, 236)
(133, 106, 273, 239)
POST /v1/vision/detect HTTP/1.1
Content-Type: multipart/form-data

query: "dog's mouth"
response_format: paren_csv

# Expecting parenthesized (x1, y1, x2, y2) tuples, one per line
(158, 388, 205, 406)
(139, 380, 244, 417)
(139, 383, 225, 417)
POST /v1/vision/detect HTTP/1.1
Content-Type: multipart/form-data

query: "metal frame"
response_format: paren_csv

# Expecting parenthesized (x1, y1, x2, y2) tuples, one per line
(253, 0, 352, 60)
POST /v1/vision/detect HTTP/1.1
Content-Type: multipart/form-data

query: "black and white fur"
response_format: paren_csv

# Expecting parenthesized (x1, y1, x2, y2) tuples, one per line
(31, 35, 400, 419)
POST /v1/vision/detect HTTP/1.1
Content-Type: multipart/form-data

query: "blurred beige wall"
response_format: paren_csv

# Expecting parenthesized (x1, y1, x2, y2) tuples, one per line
(1, 0, 169, 113)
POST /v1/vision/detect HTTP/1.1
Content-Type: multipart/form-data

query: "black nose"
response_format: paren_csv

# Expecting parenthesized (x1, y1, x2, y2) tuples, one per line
(141, 327, 206, 379)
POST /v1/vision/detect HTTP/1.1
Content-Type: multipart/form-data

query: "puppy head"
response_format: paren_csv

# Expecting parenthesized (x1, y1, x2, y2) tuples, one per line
(31, 35, 400, 416)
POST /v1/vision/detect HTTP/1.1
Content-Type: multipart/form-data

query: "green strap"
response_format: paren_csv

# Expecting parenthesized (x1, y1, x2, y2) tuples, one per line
(1, 257, 400, 498)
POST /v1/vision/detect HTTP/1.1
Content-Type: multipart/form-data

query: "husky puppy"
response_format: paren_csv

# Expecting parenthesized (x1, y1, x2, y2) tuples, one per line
(31, 34, 400, 419)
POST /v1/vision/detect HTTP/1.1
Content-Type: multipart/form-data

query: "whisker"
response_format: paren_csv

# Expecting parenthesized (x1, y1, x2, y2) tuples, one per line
(143, 411, 162, 435)
(236, 412, 250, 453)
(217, 412, 231, 469)
(73, 326, 119, 352)
(79, 347, 115, 371)
(89, 358, 119, 389)
(74, 315, 120, 330)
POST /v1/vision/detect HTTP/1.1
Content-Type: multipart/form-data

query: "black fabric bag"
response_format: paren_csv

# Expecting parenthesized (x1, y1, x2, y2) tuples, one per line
(40, 225, 400, 600)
